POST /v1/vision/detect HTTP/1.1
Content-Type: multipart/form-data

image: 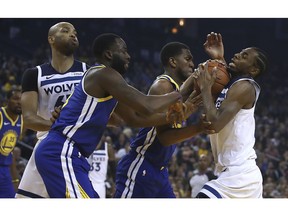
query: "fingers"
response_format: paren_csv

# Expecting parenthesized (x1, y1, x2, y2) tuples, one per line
(50, 106, 62, 123)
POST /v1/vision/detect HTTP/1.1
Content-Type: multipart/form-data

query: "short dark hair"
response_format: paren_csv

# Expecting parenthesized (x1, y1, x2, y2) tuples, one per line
(252, 47, 269, 76)
(6, 88, 21, 100)
(92, 33, 121, 60)
(160, 42, 190, 67)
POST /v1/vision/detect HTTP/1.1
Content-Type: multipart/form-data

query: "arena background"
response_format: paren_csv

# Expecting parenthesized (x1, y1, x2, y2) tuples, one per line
(1, 18, 288, 198)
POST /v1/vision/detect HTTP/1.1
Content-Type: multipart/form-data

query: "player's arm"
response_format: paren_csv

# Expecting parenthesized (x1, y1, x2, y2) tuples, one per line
(84, 67, 182, 116)
(21, 68, 52, 131)
(107, 138, 116, 182)
(179, 73, 196, 101)
(199, 67, 255, 132)
(148, 79, 207, 146)
(107, 80, 175, 127)
(10, 152, 20, 190)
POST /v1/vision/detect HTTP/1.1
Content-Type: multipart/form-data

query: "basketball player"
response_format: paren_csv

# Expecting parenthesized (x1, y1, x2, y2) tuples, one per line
(114, 40, 221, 198)
(23, 33, 194, 198)
(16, 22, 88, 198)
(195, 44, 268, 198)
(0, 89, 23, 198)
(88, 135, 115, 198)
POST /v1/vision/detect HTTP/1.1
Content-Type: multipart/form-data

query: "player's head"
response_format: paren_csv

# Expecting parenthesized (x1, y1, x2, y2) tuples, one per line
(160, 42, 194, 81)
(6, 89, 22, 115)
(227, 47, 268, 78)
(92, 33, 130, 75)
(48, 22, 79, 56)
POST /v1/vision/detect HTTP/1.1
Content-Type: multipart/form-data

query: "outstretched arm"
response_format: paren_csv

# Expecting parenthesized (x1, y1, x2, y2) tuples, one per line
(84, 67, 182, 117)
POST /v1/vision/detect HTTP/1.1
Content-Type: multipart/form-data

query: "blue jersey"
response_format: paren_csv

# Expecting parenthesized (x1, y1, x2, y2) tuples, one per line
(130, 75, 179, 167)
(0, 107, 22, 166)
(0, 107, 22, 198)
(51, 65, 118, 157)
(114, 75, 180, 198)
(33, 64, 117, 197)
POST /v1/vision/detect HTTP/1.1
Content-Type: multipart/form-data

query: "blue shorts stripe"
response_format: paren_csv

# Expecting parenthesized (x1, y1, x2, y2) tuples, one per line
(17, 189, 44, 198)
(203, 185, 222, 198)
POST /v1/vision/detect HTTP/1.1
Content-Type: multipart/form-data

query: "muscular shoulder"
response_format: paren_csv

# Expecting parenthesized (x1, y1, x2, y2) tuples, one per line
(226, 80, 256, 107)
(148, 78, 175, 96)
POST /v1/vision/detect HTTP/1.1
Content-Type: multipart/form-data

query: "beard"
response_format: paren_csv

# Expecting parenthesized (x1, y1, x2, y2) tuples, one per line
(55, 39, 79, 56)
(110, 55, 127, 75)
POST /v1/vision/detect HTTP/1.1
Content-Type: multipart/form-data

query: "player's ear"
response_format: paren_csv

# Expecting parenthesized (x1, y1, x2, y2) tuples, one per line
(250, 66, 260, 77)
(104, 50, 113, 60)
(169, 57, 177, 68)
(48, 35, 54, 45)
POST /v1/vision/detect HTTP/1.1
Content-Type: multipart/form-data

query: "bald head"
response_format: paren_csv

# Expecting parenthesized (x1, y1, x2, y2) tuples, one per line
(47, 22, 79, 55)
(48, 22, 74, 37)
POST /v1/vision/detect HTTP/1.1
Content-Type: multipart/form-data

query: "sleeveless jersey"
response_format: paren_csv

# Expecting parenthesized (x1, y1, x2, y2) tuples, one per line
(0, 107, 23, 165)
(210, 76, 260, 175)
(88, 142, 109, 183)
(129, 74, 180, 168)
(51, 65, 118, 158)
(36, 60, 87, 140)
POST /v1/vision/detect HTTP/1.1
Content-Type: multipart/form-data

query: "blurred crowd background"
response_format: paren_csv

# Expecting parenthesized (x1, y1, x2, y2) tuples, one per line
(1, 18, 288, 198)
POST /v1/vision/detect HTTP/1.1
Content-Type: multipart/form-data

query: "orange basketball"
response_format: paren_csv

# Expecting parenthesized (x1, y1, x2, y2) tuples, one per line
(194, 60, 230, 99)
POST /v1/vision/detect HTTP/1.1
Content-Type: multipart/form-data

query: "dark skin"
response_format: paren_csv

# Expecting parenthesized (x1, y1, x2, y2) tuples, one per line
(1, 90, 22, 190)
(21, 22, 79, 131)
(82, 37, 183, 128)
(197, 47, 261, 133)
(148, 48, 213, 146)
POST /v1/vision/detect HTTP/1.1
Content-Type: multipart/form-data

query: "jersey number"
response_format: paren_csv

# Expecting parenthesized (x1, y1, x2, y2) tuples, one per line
(90, 162, 101, 172)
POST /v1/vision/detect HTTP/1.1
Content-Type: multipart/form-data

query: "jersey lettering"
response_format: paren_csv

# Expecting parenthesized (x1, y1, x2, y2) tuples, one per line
(43, 83, 79, 95)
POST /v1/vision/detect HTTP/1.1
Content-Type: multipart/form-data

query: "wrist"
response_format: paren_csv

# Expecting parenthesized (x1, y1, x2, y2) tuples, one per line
(12, 179, 19, 183)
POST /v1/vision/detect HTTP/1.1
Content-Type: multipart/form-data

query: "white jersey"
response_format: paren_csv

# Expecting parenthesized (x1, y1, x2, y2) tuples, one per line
(36, 61, 87, 140)
(199, 77, 263, 198)
(210, 77, 260, 175)
(88, 142, 109, 198)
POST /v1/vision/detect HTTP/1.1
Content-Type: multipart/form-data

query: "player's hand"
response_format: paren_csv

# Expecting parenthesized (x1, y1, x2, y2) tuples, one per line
(50, 105, 62, 123)
(183, 90, 202, 118)
(166, 100, 185, 125)
(200, 113, 215, 134)
(197, 61, 217, 91)
(203, 32, 224, 60)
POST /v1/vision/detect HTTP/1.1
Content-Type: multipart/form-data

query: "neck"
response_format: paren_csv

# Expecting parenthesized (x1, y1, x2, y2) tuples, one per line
(4, 107, 18, 121)
(164, 69, 184, 86)
(51, 50, 74, 73)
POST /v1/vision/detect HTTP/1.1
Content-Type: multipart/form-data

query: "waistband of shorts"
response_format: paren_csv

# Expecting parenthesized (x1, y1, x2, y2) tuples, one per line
(216, 158, 257, 174)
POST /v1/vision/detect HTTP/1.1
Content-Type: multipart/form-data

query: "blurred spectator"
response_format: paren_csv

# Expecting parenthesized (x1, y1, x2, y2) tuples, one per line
(188, 154, 217, 198)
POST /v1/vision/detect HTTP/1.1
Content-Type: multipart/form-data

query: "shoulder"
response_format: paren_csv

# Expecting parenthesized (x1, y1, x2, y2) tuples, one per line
(149, 78, 175, 95)
(23, 67, 38, 76)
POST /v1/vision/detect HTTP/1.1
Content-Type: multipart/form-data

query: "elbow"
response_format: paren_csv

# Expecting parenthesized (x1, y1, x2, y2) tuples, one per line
(208, 122, 223, 133)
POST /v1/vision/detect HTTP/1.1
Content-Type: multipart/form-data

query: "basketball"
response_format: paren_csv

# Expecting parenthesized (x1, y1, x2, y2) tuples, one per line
(194, 60, 230, 99)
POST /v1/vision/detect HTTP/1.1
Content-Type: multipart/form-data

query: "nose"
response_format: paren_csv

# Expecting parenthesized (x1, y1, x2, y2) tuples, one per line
(127, 53, 131, 61)
(70, 32, 77, 39)
(190, 61, 195, 69)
